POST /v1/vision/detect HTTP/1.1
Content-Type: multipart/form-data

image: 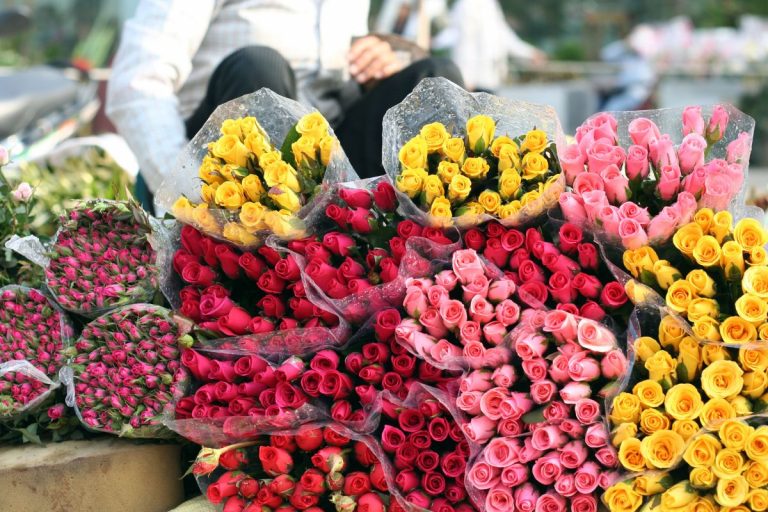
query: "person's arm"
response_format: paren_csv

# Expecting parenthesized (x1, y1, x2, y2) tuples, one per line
(106, 0, 216, 194)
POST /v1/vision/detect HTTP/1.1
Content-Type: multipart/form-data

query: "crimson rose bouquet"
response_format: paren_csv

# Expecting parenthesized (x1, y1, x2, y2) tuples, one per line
(64, 304, 190, 437)
(193, 424, 394, 512)
(0, 286, 74, 418)
(45, 200, 159, 317)
(174, 225, 343, 339)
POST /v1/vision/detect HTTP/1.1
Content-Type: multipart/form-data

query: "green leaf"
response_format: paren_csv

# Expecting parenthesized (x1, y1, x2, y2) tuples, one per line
(522, 407, 546, 424)
(676, 361, 689, 383)
(639, 269, 659, 289)
(280, 124, 301, 168)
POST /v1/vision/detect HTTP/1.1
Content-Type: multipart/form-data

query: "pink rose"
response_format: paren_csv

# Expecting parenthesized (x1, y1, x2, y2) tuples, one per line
(617, 201, 650, 226)
(434, 270, 458, 291)
(706, 104, 729, 142)
(649, 134, 678, 169)
(682, 105, 705, 136)
(521, 358, 549, 382)
(572, 172, 605, 197)
(400, 331, 437, 360)
(515, 333, 548, 360)
(500, 464, 529, 487)
(571, 494, 598, 512)
(658, 164, 681, 201)
(561, 441, 589, 471)
(543, 310, 578, 343)
(485, 436, 521, 467)
(647, 206, 680, 242)
(576, 318, 616, 352)
(462, 274, 490, 303)
(573, 273, 602, 300)
(574, 398, 601, 424)
(587, 112, 618, 135)
(601, 348, 628, 379)
(459, 320, 482, 345)
(487, 279, 515, 303)
(600, 165, 629, 204)
(469, 295, 495, 324)
(483, 321, 507, 346)
(520, 437, 544, 463)
(560, 143, 585, 185)
(682, 166, 706, 197)
(499, 393, 533, 420)
(628, 117, 661, 147)
(452, 249, 485, 285)
(598, 471, 621, 490)
(405, 277, 433, 292)
(485, 485, 514, 512)
(480, 387, 509, 421)
(625, 144, 649, 181)
(559, 381, 591, 404)
(568, 351, 601, 382)
(585, 422, 609, 449)
(554, 473, 577, 497)
(678, 133, 706, 174)
(463, 416, 497, 445)
(617, 218, 648, 250)
(530, 379, 558, 404)
(485, 347, 512, 368)
(531, 425, 568, 451)
(531, 452, 563, 485)
(586, 141, 619, 174)
(596, 206, 620, 238)
(439, 300, 468, 330)
(700, 173, 732, 211)
(497, 418, 523, 437)
(419, 307, 448, 338)
(558, 193, 587, 225)
(492, 364, 516, 388)
(727, 131, 751, 164)
(466, 460, 500, 490)
(521, 309, 547, 330)
(461, 370, 493, 393)
(514, 484, 540, 512)
(581, 190, 609, 224)
(574, 461, 600, 494)
(456, 391, 482, 415)
(403, 287, 428, 318)
(429, 339, 462, 366)
(549, 354, 571, 384)
(426, 285, 449, 308)
(595, 446, 618, 468)
(462, 340, 487, 369)
(536, 491, 567, 512)
(559, 419, 585, 438)
(724, 162, 745, 195)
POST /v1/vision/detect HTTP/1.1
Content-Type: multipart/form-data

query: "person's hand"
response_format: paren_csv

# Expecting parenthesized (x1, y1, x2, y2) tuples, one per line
(348, 35, 402, 84)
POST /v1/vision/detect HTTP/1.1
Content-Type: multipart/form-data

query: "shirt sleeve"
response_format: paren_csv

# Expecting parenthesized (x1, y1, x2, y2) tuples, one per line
(106, 0, 216, 193)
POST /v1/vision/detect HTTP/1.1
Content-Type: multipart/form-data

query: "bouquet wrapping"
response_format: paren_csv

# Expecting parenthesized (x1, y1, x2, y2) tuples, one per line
(156, 88, 358, 248)
(382, 77, 565, 229)
(0, 285, 74, 418)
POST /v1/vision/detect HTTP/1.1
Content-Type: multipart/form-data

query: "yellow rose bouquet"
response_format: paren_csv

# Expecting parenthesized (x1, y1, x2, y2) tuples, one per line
(156, 89, 355, 247)
(622, 209, 768, 343)
(382, 78, 565, 227)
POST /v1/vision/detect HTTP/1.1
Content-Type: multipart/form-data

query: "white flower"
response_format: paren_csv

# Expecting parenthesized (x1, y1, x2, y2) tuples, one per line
(11, 182, 33, 202)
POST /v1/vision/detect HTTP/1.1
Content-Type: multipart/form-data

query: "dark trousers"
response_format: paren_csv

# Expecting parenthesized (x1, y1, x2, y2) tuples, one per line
(136, 45, 463, 212)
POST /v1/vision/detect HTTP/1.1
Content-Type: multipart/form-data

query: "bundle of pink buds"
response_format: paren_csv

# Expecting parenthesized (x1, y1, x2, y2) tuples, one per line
(46, 200, 159, 317)
(68, 304, 190, 436)
(0, 286, 74, 417)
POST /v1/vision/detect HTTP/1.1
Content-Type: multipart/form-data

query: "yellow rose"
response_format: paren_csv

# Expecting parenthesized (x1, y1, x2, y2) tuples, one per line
(743, 370, 768, 399)
(625, 280, 655, 304)
(399, 136, 429, 170)
(750, 246, 768, 266)
(239, 201, 267, 231)
(672, 419, 700, 441)
(222, 222, 258, 246)
(730, 395, 753, 416)
(745, 460, 768, 488)
(693, 235, 722, 267)
(258, 150, 282, 170)
(447, 175, 472, 204)
(442, 137, 466, 163)
(684, 433, 722, 468)
(461, 157, 490, 180)
(689, 467, 717, 489)
(610, 392, 642, 425)
(268, 185, 302, 213)
(612, 422, 638, 447)
(673, 223, 704, 257)
(192, 204, 221, 234)
(633, 379, 665, 408)
(264, 209, 303, 237)
(666, 280, 697, 314)
(478, 190, 502, 214)
(701, 360, 744, 400)
(263, 161, 301, 193)
(694, 208, 715, 232)
(634, 336, 662, 362)
(214, 181, 246, 209)
(219, 163, 244, 182)
(437, 161, 460, 184)
(244, 132, 270, 158)
(660, 481, 697, 509)
(716, 476, 750, 507)
(735, 218, 768, 251)
(497, 201, 522, 219)
(625, 247, 660, 278)
(296, 111, 328, 139)
(653, 260, 682, 290)
(499, 169, 522, 201)
(677, 336, 702, 382)
(760, 323, 768, 340)
(497, 144, 521, 173)
(720, 316, 758, 344)
(744, 266, 768, 300)
(687, 269, 717, 297)
(199, 156, 224, 185)
(396, 168, 428, 198)
(690, 496, 718, 512)
(521, 128, 549, 154)
(466, 115, 495, 153)
(603, 482, 642, 512)
(490, 136, 519, 157)
(519, 190, 541, 207)
(665, 383, 704, 420)
(521, 152, 549, 181)
(423, 174, 445, 206)
(237, 116, 262, 138)
(687, 298, 719, 322)
(714, 448, 746, 479)
(645, 350, 678, 386)
(749, 489, 768, 512)
(720, 419, 755, 451)
(619, 438, 648, 472)
(639, 408, 670, 435)
(711, 210, 734, 244)
(200, 182, 219, 204)
(702, 343, 730, 365)
(172, 196, 194, 222)
(455, 201, 484, 217)
(700, 398, 737, 430)
(722, 240, 746, 278)
(319, 135, 336, 166)
(640, 429, 686, 469)
(211, 134, 250, 167)
(429, 197, 452, 219)
(292, 135, 317, 168)
(634, 472, 671, 496)
(419, 122, 450, 152)
(242, 174, 266, 202)
(693, 318, 721, 342)
(220, 118, 243, 138)
(739, 348, 768, 372)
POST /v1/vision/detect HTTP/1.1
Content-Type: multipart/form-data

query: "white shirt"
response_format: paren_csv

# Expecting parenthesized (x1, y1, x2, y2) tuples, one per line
(106, 0, 369, 193)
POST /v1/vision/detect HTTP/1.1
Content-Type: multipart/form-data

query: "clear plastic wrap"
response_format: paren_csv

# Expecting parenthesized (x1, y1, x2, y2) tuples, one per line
(0, 285, 74, 419)
(155, 88, 359, 249)
(63, 303, 190, 438)
(382, 77, 566, 229)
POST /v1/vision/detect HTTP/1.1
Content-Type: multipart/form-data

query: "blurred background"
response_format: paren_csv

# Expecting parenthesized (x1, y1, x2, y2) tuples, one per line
(3, 0, 768, 212)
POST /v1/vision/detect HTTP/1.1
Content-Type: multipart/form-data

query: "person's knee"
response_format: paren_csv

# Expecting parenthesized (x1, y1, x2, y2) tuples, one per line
(409, 57, 464, 88)
(215, 45, 296, 97)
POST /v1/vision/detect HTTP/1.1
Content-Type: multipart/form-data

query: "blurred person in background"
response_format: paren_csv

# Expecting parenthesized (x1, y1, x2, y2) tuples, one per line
(432, 0, 546, 93)
(598, 24, 657, 111)
(106, 0, 463, 212)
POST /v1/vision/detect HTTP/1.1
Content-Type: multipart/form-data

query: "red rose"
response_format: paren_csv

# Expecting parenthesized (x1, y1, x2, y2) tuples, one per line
(340, 188, 373, 209)
(577, 243, 598, 271)
(366, 248, 389, 268)
(518, 259, 546, 283)
(389, 237, 406, 264)
(501, 229, 524, 252)
(421, 472, 446, 497)
(259, 446, 294, 477)
(556, 303, 580, 316)
(223, 496, 246, 512)
(361, 342, 389, 364)
(326, 204, 349, 229)
(379, 258, 399, 283)
(408, 430, 431, 450)
(173, 250, 199, 276)
(417, 361, 444, 382)
(416, 450, 440, 472)
(180, 225, 205, 256)
(348, 207, 374, 234)
(331, 400, 353, 421)
(259, 388, 277, 407)
(422, 227, 453, 245)
(280, 318, 299, 330)
(258, 270, 286, 294)
(306, 260, 338, 289)
(205, 284, 230, 298)
(288, 238, 311, 254)
(275, 254, 301, 281)
(269, 474, 297, 496)
(463, 229, 486, 251)
(359, 365, 385, 385)
(181, 349, 212, 381)
(310, 446, 344, 473)
(323, 427, 351, 447)
(288, 484, 320, 510)
(313, 306, 338, 325)
(238, 477, 259, 499)
(275, 382, 307, 409)
(271, 433, 297, 452)
(373, 181, 397, 212)
(356, 384, 378, 405)
(323, 232, 356, 257)
(175, 397, 195, 419)
(483, 238, 509, 268)
(580, 300, 607, 322)
(381, 425, 406, 452)
(250, 317, 276, 334)
(209, 360, 237, 382)
(573, 272, 603, 299)
(179, 285, 201, 302)
(257, 295, 286, 318)
(201, 238, 219, 266)
(180, 299, 201, 321)
(239, 253, 267, 281)
(220, 447, 249, 470)
(343, 472, 372, 496)
(485, 222, 506, 238)
(215, 244, 242, 279)
(518, 281, 548, 308)
(217, 307, 252, 336)
(445, 483, 466, 503)
(525, 227, 543, 252)
(318, 370, 353, 400)
(181, 262, 217, 287)
(305, 241, 331, 262)
(199, 294, 234, 319)
(339, 257, 366, 281)
(392, 354, 416, 378)
(255, 487, 282, 508)
(600, 281, 628, 308)
(353, 441, 379, 467)
(558, 223, 583, 255)
(508, 248, 529, 271)
(441, 452, 466, 478)
(395, 470, 419, 492)
(323, 278, 349, 299)
(396, 220, 423, 239)
(326, 470, 344, 492)
(206, 471, 244, 504)
(548, 271, 577, 304)
(194, 383, 216, 404)
(374, 309, 400, 342)
(344, 353, 364, 374)
(299, 468, 326, 495)
(428, 417, 450, 442)
(430, 498, 455, 512)
(358, 493, 386, 512)
(291, 281, 307, 298)
(395, 444, 419, 468)
(347, 279, 373, 294)
(382, 372, 403, 392)
(295, 425, 324, 451)
(228, 398, 256, 416)
(370, 464, 389, 492)
(258, 246, 282, 265)
(214, 382, 239, 402)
